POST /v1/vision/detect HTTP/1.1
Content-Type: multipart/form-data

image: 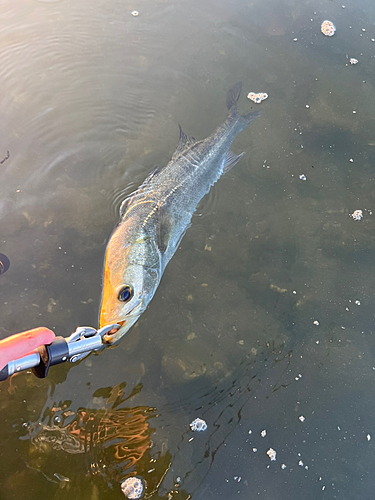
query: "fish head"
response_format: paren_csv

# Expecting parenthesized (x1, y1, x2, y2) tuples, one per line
(99, 226, 161, 344)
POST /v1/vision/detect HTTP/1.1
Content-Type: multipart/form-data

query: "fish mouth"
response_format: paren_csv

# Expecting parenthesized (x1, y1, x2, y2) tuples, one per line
(101, 315, 139, 345)
(102, 321, 128, 344)
(100, 300, 143, 344)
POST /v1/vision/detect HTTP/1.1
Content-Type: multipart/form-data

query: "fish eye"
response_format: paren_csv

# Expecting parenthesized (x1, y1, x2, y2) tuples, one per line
(118, 285, 133, 302)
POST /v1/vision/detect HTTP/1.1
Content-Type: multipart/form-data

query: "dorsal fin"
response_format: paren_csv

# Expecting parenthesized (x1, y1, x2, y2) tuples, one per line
(226, 82, 242, 110)
(119, 167, 159, 218)
(172, 125, 197, 160)
(139, 167, 159, 188)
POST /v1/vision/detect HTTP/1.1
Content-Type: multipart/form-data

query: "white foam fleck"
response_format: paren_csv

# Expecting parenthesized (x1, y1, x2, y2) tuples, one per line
(351, 210, 363, 221)
(247, 92, 268, 104)
(267, 448, 277, 461)
(190, 418, 207, 432)
(121, 477, 144, 499)
(321, 20, 336, 37)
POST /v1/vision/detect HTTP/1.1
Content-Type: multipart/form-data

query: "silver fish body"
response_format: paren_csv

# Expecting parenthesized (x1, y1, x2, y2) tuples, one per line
(99, 83, 260, 343)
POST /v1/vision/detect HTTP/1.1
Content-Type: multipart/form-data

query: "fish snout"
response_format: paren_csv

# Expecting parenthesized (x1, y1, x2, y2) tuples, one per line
(101, 314, 140, 344)
(102, 321, 128, 344)
(99, 299, 143, 344)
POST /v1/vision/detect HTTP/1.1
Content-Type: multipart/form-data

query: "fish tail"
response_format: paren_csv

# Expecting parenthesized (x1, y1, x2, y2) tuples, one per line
(226, 82, 243, 110)
(226, 82, 260, 132)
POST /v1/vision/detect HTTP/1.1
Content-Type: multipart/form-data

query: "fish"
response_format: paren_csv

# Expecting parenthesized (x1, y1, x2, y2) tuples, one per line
(99, 82, 260, 343)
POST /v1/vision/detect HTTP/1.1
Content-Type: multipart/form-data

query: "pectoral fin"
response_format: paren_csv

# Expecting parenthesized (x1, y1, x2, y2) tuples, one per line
(156, 206, 174, 253)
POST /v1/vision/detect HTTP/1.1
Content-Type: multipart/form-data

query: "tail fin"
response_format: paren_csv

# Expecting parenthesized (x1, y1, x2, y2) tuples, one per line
(226, 82, 243, 110)
(226, 82, 260, 130)
(239, 110, 261, 127)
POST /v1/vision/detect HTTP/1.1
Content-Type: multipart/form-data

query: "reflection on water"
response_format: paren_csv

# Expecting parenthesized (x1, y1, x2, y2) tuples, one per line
(1, 0, 375, 498)
(24, 337, 290, 499)
(31, 404, 154, 483)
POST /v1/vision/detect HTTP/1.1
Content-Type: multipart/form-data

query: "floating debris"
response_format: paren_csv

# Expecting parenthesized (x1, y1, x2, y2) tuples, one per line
(351, 210, 363, 221)
(54, 473, 70, 482)
(267, 448, 277, 461)
(260, 429, 267, 438)
(131, 10, 139, 16)
(350, 58, 358, 65)
(190, 418, 207, 432)
(0, 150, 10, 164)
(0, 253, 10, 276)
(247, 92, 268, 104)
(121, 477, 145, 499)
(299, 174, 307, 181)
(299, 415, 306, 422)
(321, 20, 336, 37)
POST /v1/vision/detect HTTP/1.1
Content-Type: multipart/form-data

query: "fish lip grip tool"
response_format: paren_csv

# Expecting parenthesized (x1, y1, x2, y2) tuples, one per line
(0, 323, 120, 382)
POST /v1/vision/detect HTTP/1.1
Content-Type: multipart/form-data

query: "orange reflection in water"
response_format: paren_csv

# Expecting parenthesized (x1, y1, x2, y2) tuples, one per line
(67, 406, 152, 467)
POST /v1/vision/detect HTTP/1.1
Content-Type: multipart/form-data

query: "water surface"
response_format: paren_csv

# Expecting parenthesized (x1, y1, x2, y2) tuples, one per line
(1, 0, 375, 498)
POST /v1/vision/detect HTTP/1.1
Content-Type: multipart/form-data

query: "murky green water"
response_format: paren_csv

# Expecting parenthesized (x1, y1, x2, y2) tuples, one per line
(1, 0, 375, 498)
